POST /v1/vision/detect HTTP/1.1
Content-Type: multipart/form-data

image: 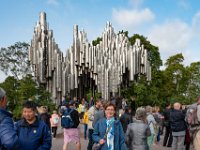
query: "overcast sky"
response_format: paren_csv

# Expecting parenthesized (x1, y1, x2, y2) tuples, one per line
(0, 0, 200, 82)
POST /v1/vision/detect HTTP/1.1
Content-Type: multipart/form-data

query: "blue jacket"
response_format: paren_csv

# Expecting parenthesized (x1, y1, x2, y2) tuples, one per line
(92, 118, 126, 150)
(0, 108, 19, 150)
(15, 118, 52, 150)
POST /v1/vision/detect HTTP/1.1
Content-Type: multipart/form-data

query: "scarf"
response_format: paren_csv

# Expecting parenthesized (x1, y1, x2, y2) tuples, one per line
(106, 117, 115, 150)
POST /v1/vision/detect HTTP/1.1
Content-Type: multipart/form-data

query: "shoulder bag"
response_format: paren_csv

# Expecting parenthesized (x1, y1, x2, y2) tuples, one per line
(92, 121, 114, 150)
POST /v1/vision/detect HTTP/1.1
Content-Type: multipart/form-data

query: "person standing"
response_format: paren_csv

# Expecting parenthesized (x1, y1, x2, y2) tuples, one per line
(50, 110, 60, 138)
(15, 101, 52, 150)
(163, 103, 173, 147)
(125, 107, 151, 150)
(0, 87, 19, 150)
(62, 100, 81, 150)
(78, 98, 86, 121)
(192, 96, 200, 150)
(37, 106, 51, 129)
(92, 102, 126, 150)
(146, 106, 157, 150)
(87, 99, 102, 150)
(89, 97, 95, 108)
(170, 102, 186, 150)
(119, 106, 132, 133)
(121, 99, 127, 110)
(92, 101, 106, 128)
(83, 106, 89, 140)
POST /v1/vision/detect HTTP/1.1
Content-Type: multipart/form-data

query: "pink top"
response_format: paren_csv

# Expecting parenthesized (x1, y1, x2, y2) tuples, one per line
(50, 114, 60, 127)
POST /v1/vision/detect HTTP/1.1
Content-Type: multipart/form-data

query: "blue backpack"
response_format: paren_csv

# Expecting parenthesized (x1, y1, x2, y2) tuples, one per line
(61, 108, 74, 128)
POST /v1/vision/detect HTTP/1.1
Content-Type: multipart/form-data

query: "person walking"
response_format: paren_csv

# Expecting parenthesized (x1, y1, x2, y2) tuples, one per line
(0, 87, 19, 150)
(92, 102, 126, 150)
(119, 106, 133, 133)
(78, 98, 86, 121)
(83, 106, 89, 140)
(61, 100, 81, 150)
(14, 101, 52, 150)
(146, 106, 157, 150)
(50, 110, 60, 138)
(126, 107, 151, 150)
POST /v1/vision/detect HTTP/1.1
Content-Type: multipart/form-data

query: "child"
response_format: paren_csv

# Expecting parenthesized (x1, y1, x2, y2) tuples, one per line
(83, 106, 89, 140)
(50, 110, 60, 138)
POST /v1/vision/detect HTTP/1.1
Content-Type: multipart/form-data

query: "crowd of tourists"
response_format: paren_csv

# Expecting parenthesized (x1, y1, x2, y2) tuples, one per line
(1, 86, 200, 150)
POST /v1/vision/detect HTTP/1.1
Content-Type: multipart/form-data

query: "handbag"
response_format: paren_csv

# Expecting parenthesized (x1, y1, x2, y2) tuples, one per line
(92, 121, 114, 150)
(92, 143, 101, 150)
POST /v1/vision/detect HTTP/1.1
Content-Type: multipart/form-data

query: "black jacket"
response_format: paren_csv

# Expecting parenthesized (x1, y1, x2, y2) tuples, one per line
(170, 109, 186, 132)
(120, 113, 133, 133)
(163, 108, 171, 127)
(38, 113, 51, 129)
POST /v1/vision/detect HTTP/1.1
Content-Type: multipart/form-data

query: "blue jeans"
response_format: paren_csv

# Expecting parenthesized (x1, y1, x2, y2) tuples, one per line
(87, 129, 94, 150)
(84, 124, 88, 139)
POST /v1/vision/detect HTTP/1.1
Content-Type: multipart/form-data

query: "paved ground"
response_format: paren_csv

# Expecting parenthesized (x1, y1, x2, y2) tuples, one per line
(51, 124, 171, 150)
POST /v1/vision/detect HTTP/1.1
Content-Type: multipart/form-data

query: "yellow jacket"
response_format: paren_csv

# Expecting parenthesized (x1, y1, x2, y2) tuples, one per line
(83, 111, 88, 124)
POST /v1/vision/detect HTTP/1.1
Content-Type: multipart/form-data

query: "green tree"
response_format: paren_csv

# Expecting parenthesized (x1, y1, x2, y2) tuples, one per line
(185, 61, 200, 103)
(163, 53, 189, 104)
(118, 30, 128, 37)
(17, 74, 37, 101)
(0, 75, 55, 119)
(0, 76, 18, 111)
(121, 34, 163, 106)
(0, 42, 31, 79)
(92, 37, 102, 46)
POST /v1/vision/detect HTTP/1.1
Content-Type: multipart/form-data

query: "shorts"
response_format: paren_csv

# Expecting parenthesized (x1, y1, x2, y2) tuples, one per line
(63, 128, 80, 144)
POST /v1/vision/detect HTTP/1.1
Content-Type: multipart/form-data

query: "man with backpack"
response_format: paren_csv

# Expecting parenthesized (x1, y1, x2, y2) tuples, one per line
(61, 100, 80, 150)
(187, 96, 200, 150)
(0, 87, 19, 150)
(194, 96, 200, 149)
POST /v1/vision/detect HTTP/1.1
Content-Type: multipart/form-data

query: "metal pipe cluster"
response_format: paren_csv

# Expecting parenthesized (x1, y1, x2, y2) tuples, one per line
(29, 12, 151, 102)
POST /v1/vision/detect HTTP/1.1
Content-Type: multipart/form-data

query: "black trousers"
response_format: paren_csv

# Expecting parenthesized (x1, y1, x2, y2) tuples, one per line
(163, 126, 173, 147)
(52, 126, 57, 138)
(87, 129, 94, 150)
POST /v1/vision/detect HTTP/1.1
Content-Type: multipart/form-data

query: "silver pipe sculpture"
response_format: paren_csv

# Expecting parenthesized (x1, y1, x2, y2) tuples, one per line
(29, 12, 151, 102)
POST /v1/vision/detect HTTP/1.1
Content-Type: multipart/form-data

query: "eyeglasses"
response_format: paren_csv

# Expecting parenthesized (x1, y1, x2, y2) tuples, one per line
(106, 109, 115, 111)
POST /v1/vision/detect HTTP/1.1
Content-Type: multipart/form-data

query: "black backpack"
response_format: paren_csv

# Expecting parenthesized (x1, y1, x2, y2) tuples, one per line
(61, 108, 74, 128)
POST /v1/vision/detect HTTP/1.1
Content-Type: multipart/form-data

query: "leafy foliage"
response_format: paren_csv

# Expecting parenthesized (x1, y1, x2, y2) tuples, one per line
(86, 89, 101, 101)
(92, 37, 102, 46)
(0, 75, 56, 119)
(0, 42, 31, 79)
(118, 30, 128, 37)
(121, 34, 163, 106)
(185, 62, 200, 103)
